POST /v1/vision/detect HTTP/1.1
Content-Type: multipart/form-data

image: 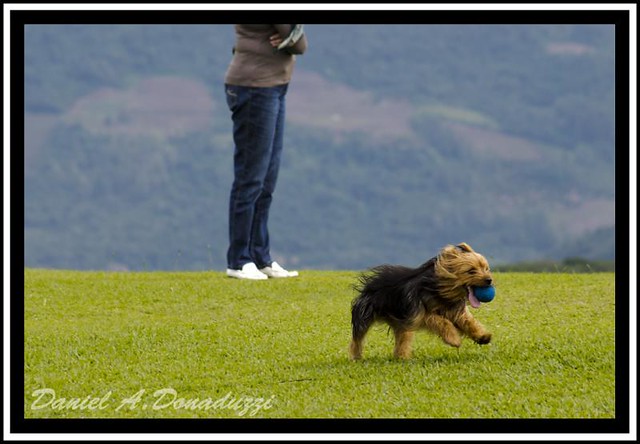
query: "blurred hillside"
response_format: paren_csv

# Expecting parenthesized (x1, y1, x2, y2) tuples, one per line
(24, 24, 616, 270)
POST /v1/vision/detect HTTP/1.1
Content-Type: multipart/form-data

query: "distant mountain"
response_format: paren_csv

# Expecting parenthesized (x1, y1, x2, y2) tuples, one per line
(24, 24, 616, 270)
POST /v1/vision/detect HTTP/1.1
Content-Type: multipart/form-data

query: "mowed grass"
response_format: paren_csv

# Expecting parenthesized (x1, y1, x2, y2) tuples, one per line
(23, 269, 615, 418)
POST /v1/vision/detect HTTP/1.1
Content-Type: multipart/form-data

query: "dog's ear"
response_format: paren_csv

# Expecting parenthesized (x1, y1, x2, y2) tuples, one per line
(456, 242, 474, 253)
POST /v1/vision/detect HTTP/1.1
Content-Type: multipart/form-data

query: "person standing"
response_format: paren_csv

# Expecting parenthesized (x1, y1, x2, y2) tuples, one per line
(224, 24, 307, 280)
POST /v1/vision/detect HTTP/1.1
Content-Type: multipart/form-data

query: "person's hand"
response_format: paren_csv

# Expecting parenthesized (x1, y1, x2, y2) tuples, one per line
(269, 33, 283, 48)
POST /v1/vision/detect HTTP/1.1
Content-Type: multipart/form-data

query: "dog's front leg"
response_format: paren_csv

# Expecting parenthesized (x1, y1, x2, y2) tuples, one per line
(424, 314, 462, 347)
(455, 308, 492, 344)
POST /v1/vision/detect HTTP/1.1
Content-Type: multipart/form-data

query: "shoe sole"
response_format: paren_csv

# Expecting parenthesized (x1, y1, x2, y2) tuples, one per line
(259, 270, 299, 278)
(226, 270, 268, 280)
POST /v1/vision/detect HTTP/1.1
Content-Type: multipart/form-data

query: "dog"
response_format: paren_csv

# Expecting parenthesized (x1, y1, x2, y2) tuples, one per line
(349, 242, 494, 360)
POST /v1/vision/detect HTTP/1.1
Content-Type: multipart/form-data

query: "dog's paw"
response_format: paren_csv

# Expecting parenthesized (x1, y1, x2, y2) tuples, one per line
(443, 334, 462, 348)
(348, 341, 363, 360)
(475, 333, 492, 345)
(394, 352, 413, 360)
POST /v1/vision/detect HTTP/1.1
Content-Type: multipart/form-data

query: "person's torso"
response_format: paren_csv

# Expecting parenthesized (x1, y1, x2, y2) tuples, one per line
(224, 24, 297, 87)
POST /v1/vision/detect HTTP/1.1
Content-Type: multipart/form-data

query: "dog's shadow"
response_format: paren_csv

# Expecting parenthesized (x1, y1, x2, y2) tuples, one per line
(298, 346, 492, 375)
(351, 351, 490, 366)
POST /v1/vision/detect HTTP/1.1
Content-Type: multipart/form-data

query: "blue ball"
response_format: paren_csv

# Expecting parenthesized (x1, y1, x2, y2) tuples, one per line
(473, 285, 496, 303)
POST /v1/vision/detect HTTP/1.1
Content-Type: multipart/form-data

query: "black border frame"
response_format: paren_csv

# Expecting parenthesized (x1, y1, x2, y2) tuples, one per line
(9, 5, 632, 437)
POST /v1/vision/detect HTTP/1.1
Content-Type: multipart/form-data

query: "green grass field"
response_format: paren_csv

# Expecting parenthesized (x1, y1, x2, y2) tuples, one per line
(23, 269, 615, 419)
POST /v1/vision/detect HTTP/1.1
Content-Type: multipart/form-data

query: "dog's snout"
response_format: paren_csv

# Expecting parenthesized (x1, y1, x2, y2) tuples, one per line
(484, 277, 493, 286)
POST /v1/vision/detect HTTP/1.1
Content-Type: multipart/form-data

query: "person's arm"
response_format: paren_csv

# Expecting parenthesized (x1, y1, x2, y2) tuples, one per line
(271, 24, 307, 55)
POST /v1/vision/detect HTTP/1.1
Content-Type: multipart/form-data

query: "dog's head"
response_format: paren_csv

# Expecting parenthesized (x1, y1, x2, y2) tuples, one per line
(434, 242, 493, 305)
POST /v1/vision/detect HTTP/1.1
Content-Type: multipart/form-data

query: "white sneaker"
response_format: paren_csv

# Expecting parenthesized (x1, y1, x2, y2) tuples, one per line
(226, 262, 268, 280)
(259, 261, 299, 278)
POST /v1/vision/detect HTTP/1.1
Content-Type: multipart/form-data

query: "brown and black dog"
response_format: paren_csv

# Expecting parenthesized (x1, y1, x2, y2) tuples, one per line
(349, 243, 494, 360)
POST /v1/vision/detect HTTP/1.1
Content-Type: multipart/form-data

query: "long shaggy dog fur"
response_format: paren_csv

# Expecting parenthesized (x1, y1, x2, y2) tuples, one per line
(349, 242, 494, 360)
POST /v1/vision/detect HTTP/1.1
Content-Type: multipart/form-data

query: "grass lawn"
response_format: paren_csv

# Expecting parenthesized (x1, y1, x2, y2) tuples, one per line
(23, 269, 615, 419)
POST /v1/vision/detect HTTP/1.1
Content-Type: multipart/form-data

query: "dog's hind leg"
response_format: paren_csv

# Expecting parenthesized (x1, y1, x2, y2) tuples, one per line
(349, 296, 375, 360)
(393, 329, 415, 359)
(349, 337, 365, 360)
(349, 325, 372, 360)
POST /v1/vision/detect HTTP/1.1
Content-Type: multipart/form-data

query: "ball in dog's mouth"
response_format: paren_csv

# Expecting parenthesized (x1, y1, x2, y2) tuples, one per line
(467, 285, 495, 307)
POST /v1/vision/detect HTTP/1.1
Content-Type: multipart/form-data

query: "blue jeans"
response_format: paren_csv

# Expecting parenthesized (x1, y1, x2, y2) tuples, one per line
(225, 83, 288, 270)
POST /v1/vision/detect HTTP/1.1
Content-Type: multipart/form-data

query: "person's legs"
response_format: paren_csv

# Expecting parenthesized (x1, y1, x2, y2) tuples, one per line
(251, 84, 288, 268)
(226, 84, 283, 270)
